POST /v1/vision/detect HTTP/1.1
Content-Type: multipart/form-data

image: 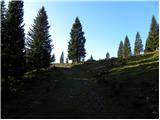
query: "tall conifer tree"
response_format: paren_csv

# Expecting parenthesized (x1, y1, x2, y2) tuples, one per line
(106, 52, 110, 60)
(117, 41, 124, 59)
(1, 0, 25, 93)
(123, 36, 132, 58)
(2, 0, 25, 79)
(90, 55, 93, 61)
(68, 17, 86, 63)
(7, 1, 25, 77)
(134, 32, 143, 55)
(60, 52, 64, 64)
(1, 0, 8, 90)
(145, 16, 159, 52)
(66, 58, 69, 63)
(26, 6, 52, 70)
(51, 54, 55, 63)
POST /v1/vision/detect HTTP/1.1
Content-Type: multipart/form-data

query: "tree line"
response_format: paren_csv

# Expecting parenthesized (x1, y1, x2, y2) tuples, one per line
(85, 15, 159, 62)
(117, 16, 159, 59)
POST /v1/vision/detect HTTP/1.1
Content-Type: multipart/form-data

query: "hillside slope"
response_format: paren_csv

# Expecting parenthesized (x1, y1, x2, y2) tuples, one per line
(87, 51, 159, 118)
(2, 51, 159, 119)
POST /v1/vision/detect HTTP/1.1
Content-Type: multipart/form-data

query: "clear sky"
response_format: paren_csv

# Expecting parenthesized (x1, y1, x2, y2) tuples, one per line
(22, 1, 159, 63)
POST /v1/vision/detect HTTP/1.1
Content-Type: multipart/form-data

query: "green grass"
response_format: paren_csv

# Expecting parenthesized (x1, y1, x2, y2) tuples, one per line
(2, 67, 63, 118)
(89, 51, 159, 118)
(2, 51, 159, 119)
(52, 63, 75, 68)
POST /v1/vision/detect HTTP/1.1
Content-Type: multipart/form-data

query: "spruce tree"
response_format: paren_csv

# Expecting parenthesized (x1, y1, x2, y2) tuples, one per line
(68, 17, 86, 63)
(66, 58, 69, 63)
(1, 0, 6, 52)
(1, 0, 6, 23)
(155, 24, 159, 50)
(1, 0, 25, 94)
(88, 55, 94, 61)
(51, 54, 55, 63)
(134, 32, 143, 55)
(26, 6, 52, 70)
(123, 36, 132, 58)
(106, 52, 110, 60)
(117, 41, 123, 59)
(145, 16, 159, 52)
(90, 55, 93, 61)
(1, 0, 7, 77)
(60, 52, 64, 64)
(1, 0, 8, 90)
(2, 0, 25, 82)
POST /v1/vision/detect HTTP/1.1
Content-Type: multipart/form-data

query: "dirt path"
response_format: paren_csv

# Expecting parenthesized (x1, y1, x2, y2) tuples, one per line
(20, 67, 108, 118)
(4, 66, 139, 119)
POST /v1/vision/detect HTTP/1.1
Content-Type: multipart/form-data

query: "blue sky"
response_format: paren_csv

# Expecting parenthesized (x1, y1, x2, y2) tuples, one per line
(23, 1, 158, 63)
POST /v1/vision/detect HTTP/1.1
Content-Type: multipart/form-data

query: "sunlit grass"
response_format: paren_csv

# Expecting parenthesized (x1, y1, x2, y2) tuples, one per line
(51, 63, 76, 68)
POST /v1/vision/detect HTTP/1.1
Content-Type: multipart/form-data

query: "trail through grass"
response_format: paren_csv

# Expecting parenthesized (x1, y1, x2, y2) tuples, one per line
(4, 65, 108, 119)
(3, 51, 159, 119)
